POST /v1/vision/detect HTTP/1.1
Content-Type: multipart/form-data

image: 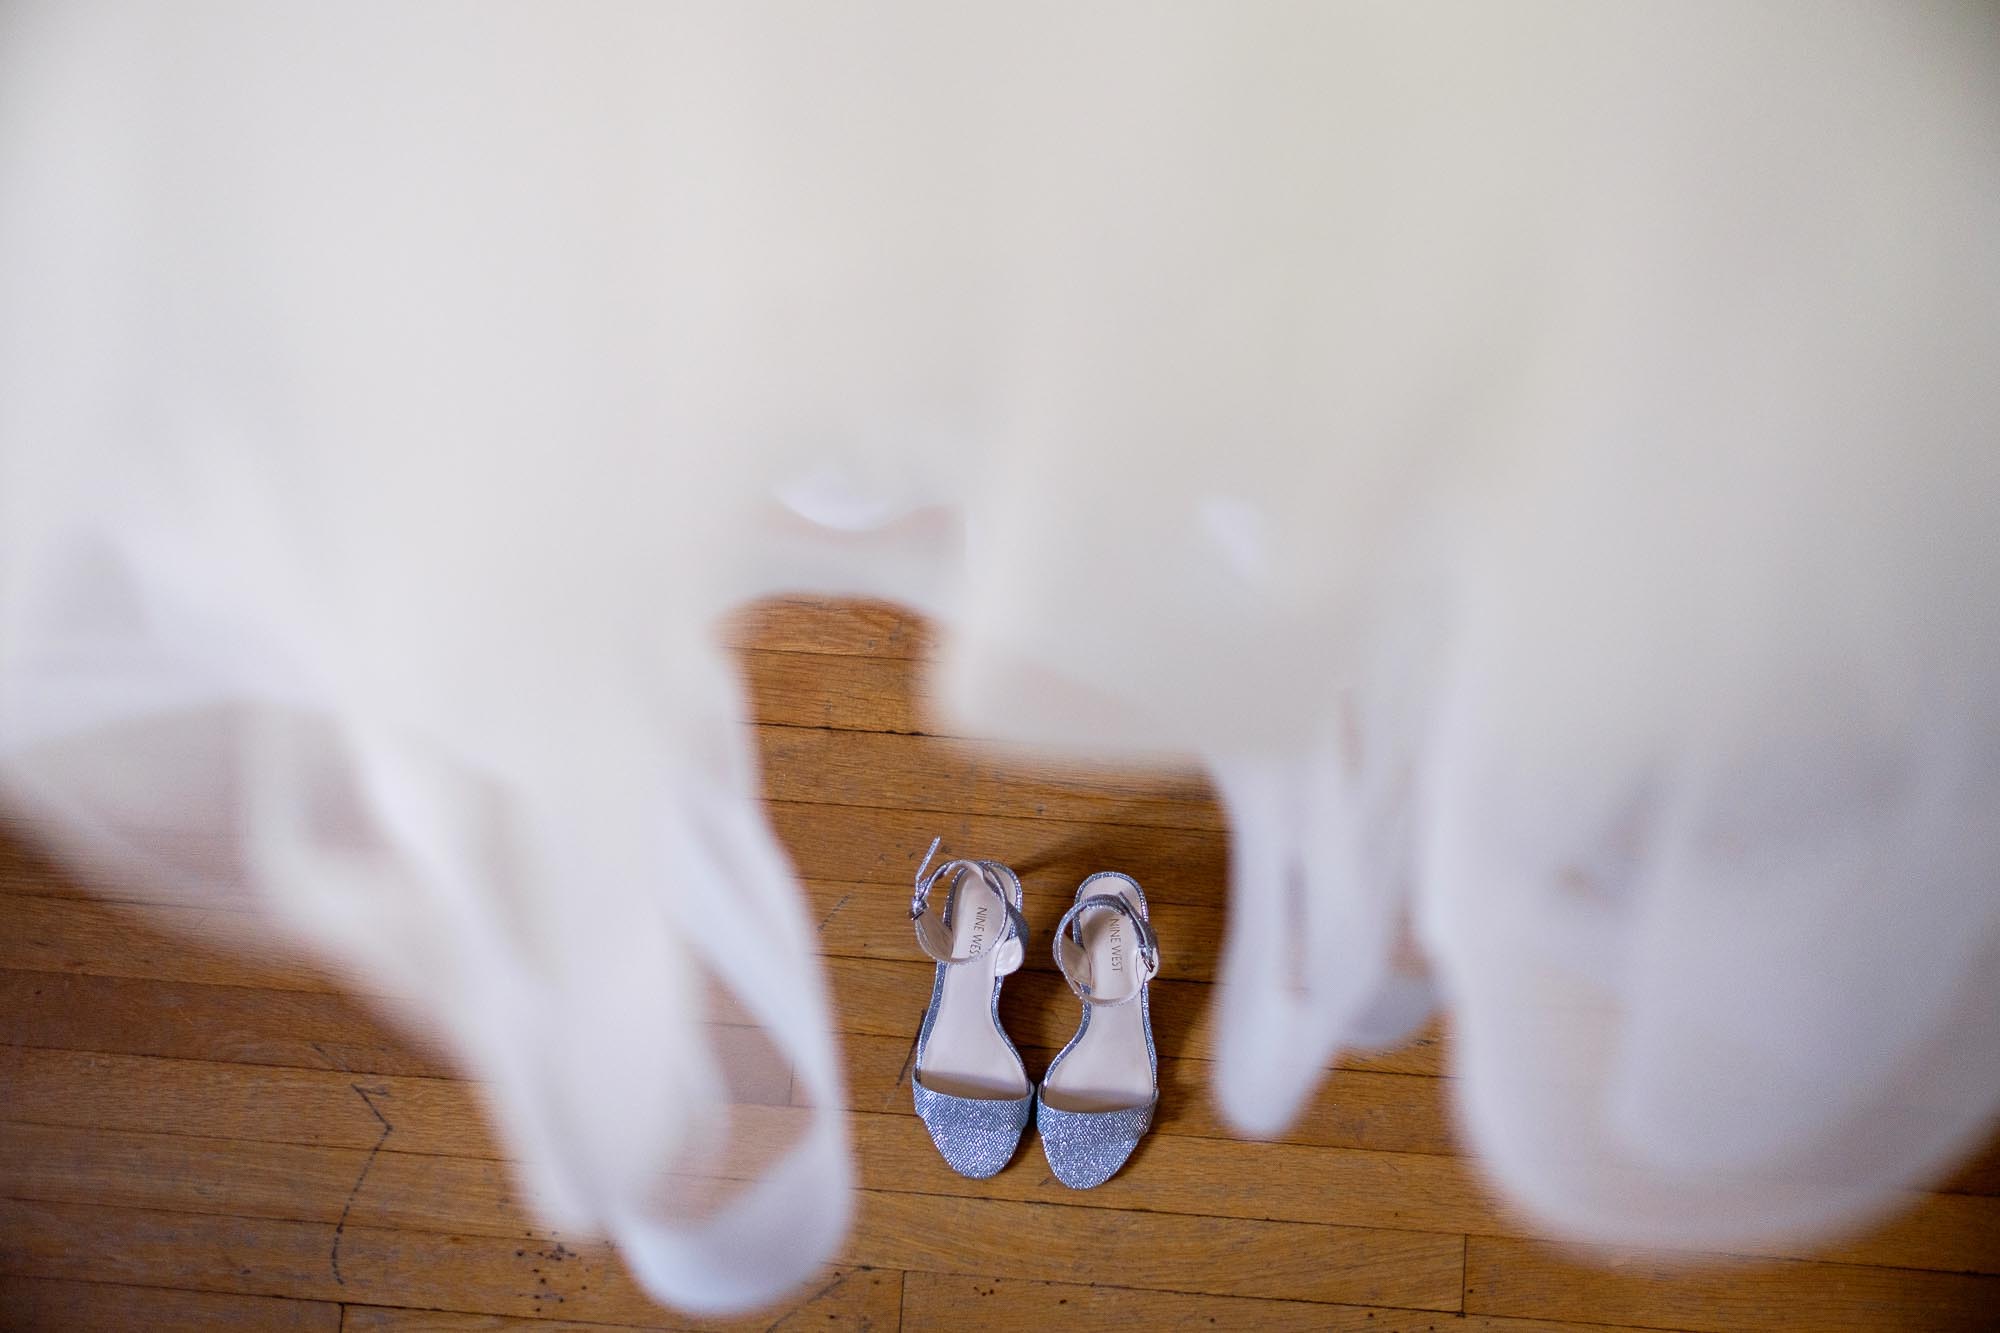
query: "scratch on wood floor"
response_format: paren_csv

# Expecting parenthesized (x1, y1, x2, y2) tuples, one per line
(329, 1082, 393, 1285)
(815, 894, 851, 933)
(892, 1032, 921, 1090)
(765, 1270, 847, 1333)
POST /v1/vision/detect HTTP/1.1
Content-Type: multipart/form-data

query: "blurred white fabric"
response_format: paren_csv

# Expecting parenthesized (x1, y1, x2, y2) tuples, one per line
(3, 1, 1998, 1314)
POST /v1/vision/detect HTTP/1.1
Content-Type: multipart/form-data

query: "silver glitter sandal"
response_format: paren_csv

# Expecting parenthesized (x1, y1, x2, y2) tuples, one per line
(1037, 871, 1161, 1188)
(908, 837, 1034, 1178)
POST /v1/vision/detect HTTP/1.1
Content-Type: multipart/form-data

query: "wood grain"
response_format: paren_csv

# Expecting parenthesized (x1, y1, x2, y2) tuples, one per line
(844, 1191, 1464, 1311)
(6, 1110, 1993, 1281)
(899, 1272, 1634, 1333)
(0, 1047, 497, 1157)
(0, 1276, 340, 1333)
(0, 969, 456, 1080)
(755, 725, 1221, 831)
(740, 648, 926, 734)
(1463, 1236, 2000, 1333)
(2, 1038, 1457, 1163)
(1, 893, 343, 994)
(0, 1198, 898, 1330)
(0, 950, 1451, 1081)
(342, 1308, 871, 1333)
(765, 799, 1231, 909)
(724, 597, 933, 660)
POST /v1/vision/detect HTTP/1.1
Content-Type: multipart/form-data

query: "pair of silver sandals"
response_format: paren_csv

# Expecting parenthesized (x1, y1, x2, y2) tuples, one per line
(908, 837, 1161, 1188)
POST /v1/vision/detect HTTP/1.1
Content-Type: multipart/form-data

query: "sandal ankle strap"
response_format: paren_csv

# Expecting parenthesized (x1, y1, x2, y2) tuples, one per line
(1053, 890, 1159, 1005)
(910, 836, 1029, 969)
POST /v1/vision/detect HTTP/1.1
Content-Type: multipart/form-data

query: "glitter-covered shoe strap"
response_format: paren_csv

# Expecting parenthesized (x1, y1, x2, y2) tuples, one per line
(1052, 891, 1160, 1005)
(909, 835, 1029, 969)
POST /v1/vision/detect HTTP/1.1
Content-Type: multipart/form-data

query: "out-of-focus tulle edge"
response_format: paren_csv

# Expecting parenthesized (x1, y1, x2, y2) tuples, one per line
(5, 529, 1997, 1309)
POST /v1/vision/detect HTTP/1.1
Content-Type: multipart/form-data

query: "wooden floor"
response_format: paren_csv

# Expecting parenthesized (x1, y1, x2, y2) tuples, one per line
(2, 597, 1997, 1332)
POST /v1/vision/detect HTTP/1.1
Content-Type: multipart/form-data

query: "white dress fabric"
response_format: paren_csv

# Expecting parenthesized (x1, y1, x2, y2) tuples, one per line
(3, 1, 1998, 1314)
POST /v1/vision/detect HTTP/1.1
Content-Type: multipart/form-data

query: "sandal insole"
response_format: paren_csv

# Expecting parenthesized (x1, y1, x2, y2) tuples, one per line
(915, 876, 1028, 1100)
(1042, 882, 1153, 1113)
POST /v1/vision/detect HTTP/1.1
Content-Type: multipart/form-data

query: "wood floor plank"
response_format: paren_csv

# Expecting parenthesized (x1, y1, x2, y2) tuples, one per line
(831, 1116, 2000, 1279)
(0, 970, 457, 1079)
(0, 829, 95, 902)
(723, 597, 932, 660)
(842, 1111, 1498, 1243)
(899, 1271, 1646, 1333)
(740, 643, 1212, 762)
(0, 1048, 497, 1157)
(0, 872, 1226, 1002)
(0, 1198, 894, 1330)
(740, 647, 926, 735)
(7, 1046, 1990, 1281)
(340, 1313, 653, 1332)
(765, 798, 1232, 909)
(0, 1147, 1457, 1313)
(1940, 1134, 2000, 1196)
(0, 1120, 529, 1237)
(0, 1117, 1467, 1266)
(0, 904, 1440, 1112)
(342, 1312, 668, 1332)
(0, 960, 1449, 1081)
(0, 1119, 848, 1249)
(0, 1274, 341, 1332)
(1462, 1236, 2000, 1333)
(341, 1306, 865, 1333)
(0, 820, 257, 908)
(0, 1176, 1448, 1312)
(1164, 1058, 1457, 1150)
(1, 892, 342, 994)
(755, 724, 1222, 832)
(0, 885, 1428, 1088)
(1, 1037, 1454, 1172)
(7, 793, 1233, 908)
(3, 1054, 1445, 1227)
(3, 867, 1228, 1006)
(847, 1190, 1464, 1310)
(18, 1105, 1991, 1282)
